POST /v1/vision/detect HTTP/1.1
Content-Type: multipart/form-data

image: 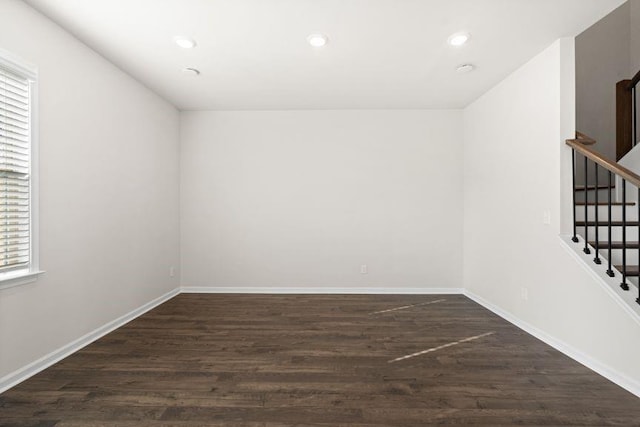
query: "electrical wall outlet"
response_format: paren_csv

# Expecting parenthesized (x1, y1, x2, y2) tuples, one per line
(169, 266, 175, 277)
(360, 264, 368, 274)
(543, 210, 551, 225)
(521, 287, 528, 301)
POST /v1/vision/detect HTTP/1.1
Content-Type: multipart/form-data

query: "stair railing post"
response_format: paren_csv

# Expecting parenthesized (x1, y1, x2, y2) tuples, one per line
(622, 179, 629, 291)
(572, 150, 579, 243)
(594, 164, 601, 264)
(635, 86, 639, 304)
(606, 171, 615, 277)
(584, 156, 591, 254)
(634, 85, 637, 149)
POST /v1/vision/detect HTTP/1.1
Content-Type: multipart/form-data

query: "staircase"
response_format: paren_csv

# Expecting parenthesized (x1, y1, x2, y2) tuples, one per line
(568, 136, 640, 301)
(567, 70, 640, 302)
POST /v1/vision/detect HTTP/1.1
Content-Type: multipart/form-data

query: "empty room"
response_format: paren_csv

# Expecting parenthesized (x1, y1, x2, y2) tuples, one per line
(1, 0, 640, 425)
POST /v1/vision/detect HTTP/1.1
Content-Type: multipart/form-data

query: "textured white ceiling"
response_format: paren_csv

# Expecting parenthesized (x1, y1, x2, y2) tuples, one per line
(24, 0, 625, 110)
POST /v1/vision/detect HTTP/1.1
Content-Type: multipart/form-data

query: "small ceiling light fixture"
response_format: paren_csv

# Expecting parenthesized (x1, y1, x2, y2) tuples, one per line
(448, 32, 470, 47)
(182, 67, 201, 76)
(174, 36, 197, 49)
(456, 64, 475, 73)
(307, 33, 328, 47)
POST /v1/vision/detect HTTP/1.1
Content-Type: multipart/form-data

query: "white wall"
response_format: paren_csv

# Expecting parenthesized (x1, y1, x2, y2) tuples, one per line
(576, 0, 640, 166)
(632, 0, 640, 138)
(180, 110, 462, 290)
(632, 0, 640, 73)
(602, 0, 640, 198)
(0, 0, 180, 380)
(464, 39, 640, 389)
(576, 1, 630, 163)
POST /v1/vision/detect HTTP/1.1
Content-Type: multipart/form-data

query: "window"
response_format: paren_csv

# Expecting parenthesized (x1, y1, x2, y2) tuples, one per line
(0, 51, 41, 289)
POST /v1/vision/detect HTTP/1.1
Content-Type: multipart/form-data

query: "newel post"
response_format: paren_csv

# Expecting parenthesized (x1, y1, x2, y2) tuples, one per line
(616, 79, 632, 161)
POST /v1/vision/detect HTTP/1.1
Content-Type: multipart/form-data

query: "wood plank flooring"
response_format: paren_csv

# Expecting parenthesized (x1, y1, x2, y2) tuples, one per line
(1, 294, 639, 426)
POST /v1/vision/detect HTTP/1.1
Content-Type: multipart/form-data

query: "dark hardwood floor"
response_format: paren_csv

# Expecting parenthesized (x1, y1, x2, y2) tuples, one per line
(1, 294, 639, 426)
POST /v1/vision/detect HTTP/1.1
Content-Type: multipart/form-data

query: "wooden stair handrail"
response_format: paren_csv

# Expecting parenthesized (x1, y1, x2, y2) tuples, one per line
(569, 131, 597, 145)
(629, 68, 640, 90)
(566, 133, 640, 188)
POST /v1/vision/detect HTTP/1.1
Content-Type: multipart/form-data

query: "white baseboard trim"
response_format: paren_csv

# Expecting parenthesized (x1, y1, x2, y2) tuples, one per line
(180, 286, 465, 295)
(0, 287, 180, 394)
(463, 289, 640, 399)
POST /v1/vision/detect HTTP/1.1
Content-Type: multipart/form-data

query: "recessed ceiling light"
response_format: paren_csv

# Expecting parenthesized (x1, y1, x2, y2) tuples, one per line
(182, 67, 200, 76)
(456, 64, 475, 73)
(307, 33, 328, 47)
(448, 32, 470, 47)
(174, 36, 197, 49)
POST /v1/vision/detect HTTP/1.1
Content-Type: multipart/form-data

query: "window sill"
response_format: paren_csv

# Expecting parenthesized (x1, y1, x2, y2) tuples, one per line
(0, 270, 45, 291)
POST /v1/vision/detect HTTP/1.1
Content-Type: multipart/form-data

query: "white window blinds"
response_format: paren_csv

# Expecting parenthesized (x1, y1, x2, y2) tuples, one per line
(0, 67, 30, 272)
